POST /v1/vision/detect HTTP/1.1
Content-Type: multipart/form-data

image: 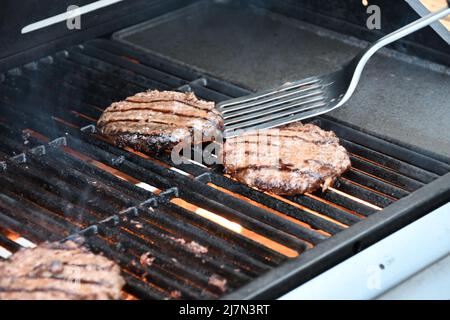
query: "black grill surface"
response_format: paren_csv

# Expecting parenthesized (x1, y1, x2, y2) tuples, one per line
(0, 39, 449, 299)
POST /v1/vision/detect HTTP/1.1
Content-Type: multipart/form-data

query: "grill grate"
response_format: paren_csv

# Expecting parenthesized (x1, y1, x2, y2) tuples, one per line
(0, 39, 449, 299)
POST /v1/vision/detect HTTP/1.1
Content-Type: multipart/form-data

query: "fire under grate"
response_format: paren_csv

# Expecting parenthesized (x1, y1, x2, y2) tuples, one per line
(0, 39, 449, 299)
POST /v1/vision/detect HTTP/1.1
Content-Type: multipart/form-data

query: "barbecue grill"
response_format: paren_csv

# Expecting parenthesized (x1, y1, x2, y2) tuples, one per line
(1, 0, 450, 300)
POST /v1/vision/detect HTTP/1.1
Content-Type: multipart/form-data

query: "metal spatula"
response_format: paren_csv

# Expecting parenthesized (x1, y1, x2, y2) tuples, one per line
(217, 5, 450, 138)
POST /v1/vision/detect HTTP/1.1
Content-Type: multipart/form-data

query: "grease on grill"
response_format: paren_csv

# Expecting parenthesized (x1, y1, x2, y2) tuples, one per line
(208, 274, 228, 293)
(167, 236, 209, 256)
(140, 252, 156, 267)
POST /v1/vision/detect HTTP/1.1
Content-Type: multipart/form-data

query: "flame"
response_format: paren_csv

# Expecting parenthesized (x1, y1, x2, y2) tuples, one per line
(4, 231, 36, 248)
(4, 230, 20, 240)
(328, 187, 382, 211)
(305, 192, 366, 219)
(171, 198, 298, 258)
(121, 292, 138, 300)
(266, 193, 349, 229)
(209, 183, 329, 238)
(171, 198, 242, 233)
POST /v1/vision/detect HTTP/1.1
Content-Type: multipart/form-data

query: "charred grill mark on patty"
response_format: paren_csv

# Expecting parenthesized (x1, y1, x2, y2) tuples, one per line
(125, 98, 213, 111)
(225, 136, 334, 148)
(227, 133, 338, 145)
(229, 165, 325, 179)
(99, 118, 197, 129)
(102, 106, 213, 121)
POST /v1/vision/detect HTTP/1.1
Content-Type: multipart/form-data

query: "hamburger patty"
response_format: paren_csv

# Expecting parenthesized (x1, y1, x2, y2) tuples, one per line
(223, 122, 351, 195)
(0, 240, 125, 300)
(97, 90, 223, 153)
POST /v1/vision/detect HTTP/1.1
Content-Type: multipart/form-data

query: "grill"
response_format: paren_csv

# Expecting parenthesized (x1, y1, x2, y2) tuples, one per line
(1, 0, 450, 300)
(1, 37, 450, 299)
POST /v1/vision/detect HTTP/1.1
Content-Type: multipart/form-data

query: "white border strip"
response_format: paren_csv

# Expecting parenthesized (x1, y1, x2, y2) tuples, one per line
(280, 202, 450, 300)
(21, 0, 124, 34)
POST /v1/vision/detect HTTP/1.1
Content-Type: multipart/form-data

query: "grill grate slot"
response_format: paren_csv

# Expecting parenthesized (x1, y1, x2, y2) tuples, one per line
(0, 38, 449, 299)
(0, 232, 23, 253)
(55, 51, 168, 92)
(318, 118, 450, 177)
(346, 154, 425, 191)
(76, 45, 189, 89)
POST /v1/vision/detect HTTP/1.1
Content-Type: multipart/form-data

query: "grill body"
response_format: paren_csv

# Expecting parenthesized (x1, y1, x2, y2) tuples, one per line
(0, 0, 450, 300)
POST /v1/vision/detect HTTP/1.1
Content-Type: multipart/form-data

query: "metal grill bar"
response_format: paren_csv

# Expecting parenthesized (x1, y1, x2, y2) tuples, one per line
(0, 191, 76, 241)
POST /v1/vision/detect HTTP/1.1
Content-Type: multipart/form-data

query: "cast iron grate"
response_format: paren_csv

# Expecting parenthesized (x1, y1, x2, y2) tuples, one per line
(0, 39, 449, 299)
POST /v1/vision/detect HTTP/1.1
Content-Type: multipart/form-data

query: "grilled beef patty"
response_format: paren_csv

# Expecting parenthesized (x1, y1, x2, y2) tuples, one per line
(0, 240, 124, 300)
(97, 90, 223, 153)
(223, 122, 351, 195)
